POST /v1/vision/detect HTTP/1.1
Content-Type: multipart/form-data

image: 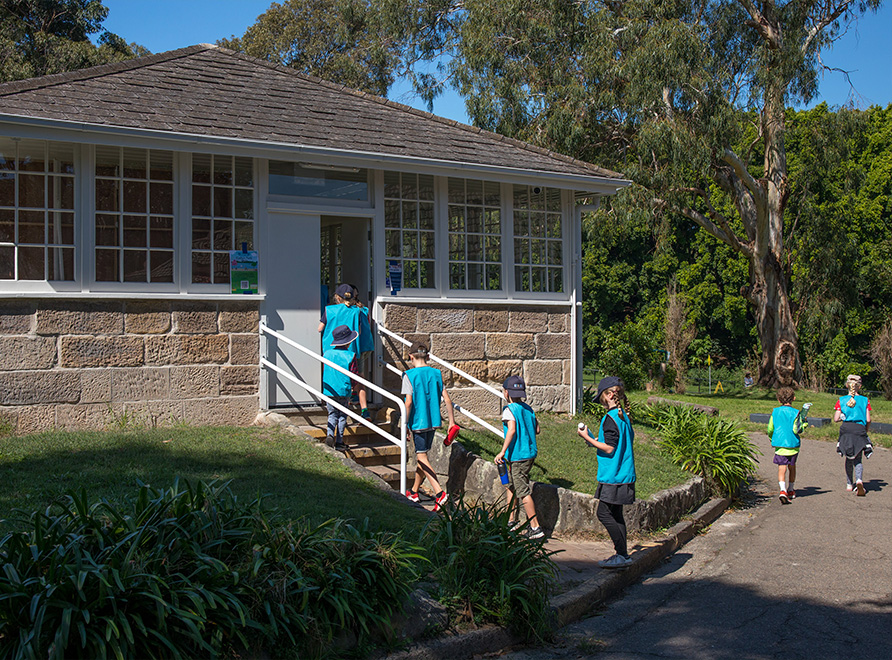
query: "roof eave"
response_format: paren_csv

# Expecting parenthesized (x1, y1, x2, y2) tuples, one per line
(0, 113, 631, 193)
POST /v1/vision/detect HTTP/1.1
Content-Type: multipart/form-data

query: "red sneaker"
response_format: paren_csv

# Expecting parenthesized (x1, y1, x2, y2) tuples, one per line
(779, 490, 790, 504)
(405, 490, 419, 503)
(434, 491, 449, 511)
(788, 488, 796, 500)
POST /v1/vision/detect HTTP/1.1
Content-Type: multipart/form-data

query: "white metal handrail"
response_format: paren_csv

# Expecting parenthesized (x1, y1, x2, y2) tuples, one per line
(376, 325, 504, 438)
(260, 322, 407, 494)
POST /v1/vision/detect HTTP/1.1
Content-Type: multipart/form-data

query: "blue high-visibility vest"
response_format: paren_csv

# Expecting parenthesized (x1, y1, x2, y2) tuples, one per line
(502, 402, 538, 462)
(596, 408, 636, 485)
(406, 366, 444, 430)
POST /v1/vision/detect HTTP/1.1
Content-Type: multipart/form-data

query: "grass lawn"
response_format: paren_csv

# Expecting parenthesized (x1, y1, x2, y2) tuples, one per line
(628, 388, 892, 448)
(0, 425, 429, 534)
(455, 413, 692, 500)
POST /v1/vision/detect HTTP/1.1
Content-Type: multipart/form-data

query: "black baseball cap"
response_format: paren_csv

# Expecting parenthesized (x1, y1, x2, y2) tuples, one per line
(335, 283, 354, 300)
(408, 341, 429, 357)
(503, 375, 526, 398)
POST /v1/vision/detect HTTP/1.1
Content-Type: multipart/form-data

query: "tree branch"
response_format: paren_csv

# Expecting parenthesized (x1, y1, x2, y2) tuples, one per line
(803, 1, 856, 54)
(654, 195, 752, 257)
(722, 148, 764, 203)
(736, 0, 781, 49)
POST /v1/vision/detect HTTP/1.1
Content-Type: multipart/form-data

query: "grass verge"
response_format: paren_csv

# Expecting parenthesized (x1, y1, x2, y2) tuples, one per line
(0, 425, 429, 534)
(454, 413, 692, 500)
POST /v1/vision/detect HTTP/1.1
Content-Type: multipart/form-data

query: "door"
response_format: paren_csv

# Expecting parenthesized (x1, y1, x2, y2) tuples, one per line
(262, 211, 322, 407)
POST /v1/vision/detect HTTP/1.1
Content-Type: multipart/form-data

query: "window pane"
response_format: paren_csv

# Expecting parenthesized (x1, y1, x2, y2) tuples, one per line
(123, 215, 146, 248)
(18, 174, 44, 208)
(448, 178, 464, 204)
(487, 264, 501, 290)
(122, 148, 146, 178)
(49, 176, 74, 209)
(467, 234, 482, 261)
(419, 174, 434, 200)
(448, 205, 464, 232)
(150, 250, 174, 283)
(49, 212, 74, 244)
(420, 231, 435, 259)
(450, 262, 465, 289)
(0, 172, 13, 206)
(234, 157, 253, 187)
(18, 210, 45, 243)
(0, 246, 13, 279)
(192, 184, 211, 216)
(95, 146, 120, 177)
(0, 209, 13, 242)
(548, 240, 562, 265)
(192, 218, 211, 250)
(123, 180, 146, 213)
(383, 171, 400, 198)
(214, 156, 233, 186)
(193, 153, 212, 183)
(192, 252, 210, 283)
(401, 173, 417, 199)
(96, 214, 119, 247)
(235, 188, 253, 219)
(420, 260, 434, 288)
(402, 201, 417, 229)
(515, 238, 529, 264)
(531, 211, 546, 237)
(214, 252, 229, 283)
(531, 266, 545, 292)
(48, 247, 74, 281)
(547, 213, 561, 238)
(385, 200, 400, 227)
(213, 186, 232, 217)
(467, 206, 482, 233)
(402, 232, 418, 259)
(549, 268, 563, 293)
(484, 181, 500, 206)
(150, 151, 173, 181)
(150, 182, 173, 214)
(123, 249, 147, 282)
(0, 139, 15, 171)
(484, 209, 500, 233)
(419, 202, 434, 230)
(213, 219, 232, 251)
(404, 259, 418, 288)
(18, 140, 45, 172)
(234, 221, 253, 250)
(468, 262, 484, 290)
(96, 178, 118, 212)
(96, 250, 120, 282)
(546, 188, 561, 212)
(467, 179, 483, 205)
(514, 210, 528, 235)
(385, 229, 400, 257)
(18, 245, 44, 279)
(486, 235, 501, 262)
(150, 216, 173, 248)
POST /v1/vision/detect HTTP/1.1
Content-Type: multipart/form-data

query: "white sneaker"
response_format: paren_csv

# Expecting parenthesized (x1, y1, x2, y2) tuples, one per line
(598, 554, 633, 569)
(526, 527, 545, 540)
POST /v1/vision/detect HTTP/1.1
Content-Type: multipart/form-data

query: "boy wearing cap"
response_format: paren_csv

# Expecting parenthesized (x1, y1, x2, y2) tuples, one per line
(577, 376, 636, 569)
(402, 342, 456, 511)
(319, 283, 372, 420)
(321, 324, 360, 452)
(494, 375, 544, 539)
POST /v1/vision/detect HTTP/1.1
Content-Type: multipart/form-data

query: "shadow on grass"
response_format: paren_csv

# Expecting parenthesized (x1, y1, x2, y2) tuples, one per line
(0, 429, 427, 535)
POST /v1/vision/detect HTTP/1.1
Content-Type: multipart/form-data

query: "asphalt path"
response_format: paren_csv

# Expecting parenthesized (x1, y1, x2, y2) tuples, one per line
(499, 431, 892, 660)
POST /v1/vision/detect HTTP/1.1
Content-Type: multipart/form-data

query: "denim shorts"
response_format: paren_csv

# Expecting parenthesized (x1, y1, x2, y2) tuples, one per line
(412, 429, 435, 454)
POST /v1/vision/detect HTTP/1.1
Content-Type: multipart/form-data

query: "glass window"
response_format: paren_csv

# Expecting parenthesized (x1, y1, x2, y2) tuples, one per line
(94, 147, 174, 283)
(383, 171, 435, 289)
(448, 178, 501, 291)
(269, 161, 368, 201)
(513, 185, 563, 293)
(192, 154, 254, 284)
(0, 138, 76, 281)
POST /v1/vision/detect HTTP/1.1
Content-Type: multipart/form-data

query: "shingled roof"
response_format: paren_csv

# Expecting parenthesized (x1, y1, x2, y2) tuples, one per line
(0, 45, 624, 184)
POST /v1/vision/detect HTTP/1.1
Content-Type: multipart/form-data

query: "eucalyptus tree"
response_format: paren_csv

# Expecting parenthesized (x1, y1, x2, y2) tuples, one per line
(0, 0, 140, 82)
(391, 0, 882, 386)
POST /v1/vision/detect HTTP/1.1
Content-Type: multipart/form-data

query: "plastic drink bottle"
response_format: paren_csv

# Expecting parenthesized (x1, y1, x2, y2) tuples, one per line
(497, 461, 510, 485)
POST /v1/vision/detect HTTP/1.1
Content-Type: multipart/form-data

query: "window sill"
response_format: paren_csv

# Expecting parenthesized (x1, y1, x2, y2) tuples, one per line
(0, 291, 265, 301)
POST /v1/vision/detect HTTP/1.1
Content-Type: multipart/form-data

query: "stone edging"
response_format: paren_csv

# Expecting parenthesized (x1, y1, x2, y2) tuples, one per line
(383, 496, 731, 660)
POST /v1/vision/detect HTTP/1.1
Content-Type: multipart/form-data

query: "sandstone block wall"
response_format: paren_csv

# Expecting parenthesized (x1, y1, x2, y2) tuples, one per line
(0, 300, 260, 434)
(383, 303, 573, 413)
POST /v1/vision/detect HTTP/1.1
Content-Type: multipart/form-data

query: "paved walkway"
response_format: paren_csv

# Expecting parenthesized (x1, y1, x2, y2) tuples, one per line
(497, 432, 892, 659)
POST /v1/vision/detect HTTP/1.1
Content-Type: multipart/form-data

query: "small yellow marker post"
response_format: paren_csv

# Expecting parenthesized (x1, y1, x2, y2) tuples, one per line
(714, 381, 724, 394)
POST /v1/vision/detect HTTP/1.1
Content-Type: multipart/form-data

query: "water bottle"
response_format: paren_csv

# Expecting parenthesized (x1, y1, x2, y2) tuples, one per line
(497, 461, 510, 485)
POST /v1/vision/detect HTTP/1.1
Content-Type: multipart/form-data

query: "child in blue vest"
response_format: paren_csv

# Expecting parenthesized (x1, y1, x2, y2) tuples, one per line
(767, 386, 808, 503)
(319, 284, 373, 420)
(321, 324, 360, 452)
(494, 375, 544, 539)
(577, 376, 636, 569)
(402, 342, 456, 511)
(834, 374, 874, 496)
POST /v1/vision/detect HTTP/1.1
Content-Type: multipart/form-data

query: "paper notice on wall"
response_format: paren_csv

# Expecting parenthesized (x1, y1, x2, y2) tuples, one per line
(230, 250, 259, 294)
(388, 260, 402, 296)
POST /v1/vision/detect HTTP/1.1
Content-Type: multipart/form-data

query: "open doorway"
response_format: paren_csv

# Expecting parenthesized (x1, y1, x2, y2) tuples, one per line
(320, 216, 372, 312)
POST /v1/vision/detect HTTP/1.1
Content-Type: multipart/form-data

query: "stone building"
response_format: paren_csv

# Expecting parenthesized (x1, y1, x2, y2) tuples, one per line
(0, 45, 628, 433)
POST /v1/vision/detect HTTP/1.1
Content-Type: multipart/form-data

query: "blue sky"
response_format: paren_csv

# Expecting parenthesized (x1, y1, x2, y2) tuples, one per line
(102, 0, 891, 124)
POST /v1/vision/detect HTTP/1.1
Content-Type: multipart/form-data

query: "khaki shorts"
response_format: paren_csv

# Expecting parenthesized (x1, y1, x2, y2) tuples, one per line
(508, 458, 535, 499)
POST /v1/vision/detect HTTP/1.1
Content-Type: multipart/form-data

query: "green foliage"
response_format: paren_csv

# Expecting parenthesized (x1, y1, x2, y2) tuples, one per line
(0, 480, 422, 659)
(218, 0, 402, 96)
(596, 320, 659, 391)
(421, 497, 556, 641)
(653, 407, 760, 497)
(0, 0, 144, 83)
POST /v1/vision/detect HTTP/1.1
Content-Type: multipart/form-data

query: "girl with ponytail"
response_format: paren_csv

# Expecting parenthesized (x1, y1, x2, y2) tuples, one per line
(833, 375, 874, 495)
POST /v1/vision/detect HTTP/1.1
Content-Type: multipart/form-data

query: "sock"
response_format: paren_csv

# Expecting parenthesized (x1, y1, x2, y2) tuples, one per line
(779, 481, 786, 492)
(789, 482, 794, 490)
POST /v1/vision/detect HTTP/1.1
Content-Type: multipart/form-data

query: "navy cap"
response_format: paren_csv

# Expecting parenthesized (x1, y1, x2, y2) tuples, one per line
(503, 375, 526, 399)
(595, 376, 624, 403)
(331, 324, 358, 347)
(335, 283, 354, 300)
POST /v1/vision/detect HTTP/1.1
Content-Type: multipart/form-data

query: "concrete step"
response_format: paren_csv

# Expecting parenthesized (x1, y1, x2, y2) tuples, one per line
(302, 422, 392, 440)
(366, 463, 413, 488)
(346, 438, 403, 467)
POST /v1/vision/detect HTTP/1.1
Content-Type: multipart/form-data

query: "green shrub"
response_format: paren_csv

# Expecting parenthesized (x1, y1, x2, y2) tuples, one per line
(421, 498, 557, 641)
(0, 480, 422, 659)
(596, 322, 659, 390)
(654, 407, 760, 497)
